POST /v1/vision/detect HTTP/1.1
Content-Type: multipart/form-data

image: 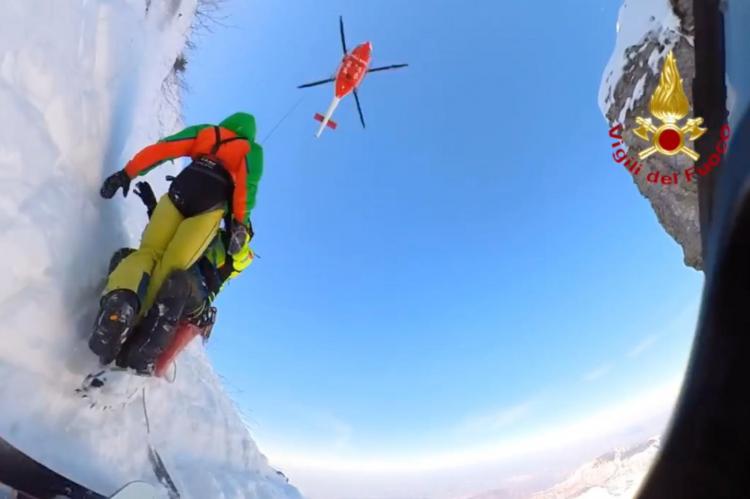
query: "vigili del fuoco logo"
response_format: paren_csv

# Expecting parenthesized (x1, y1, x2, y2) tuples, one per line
(608, 50, 730, 186)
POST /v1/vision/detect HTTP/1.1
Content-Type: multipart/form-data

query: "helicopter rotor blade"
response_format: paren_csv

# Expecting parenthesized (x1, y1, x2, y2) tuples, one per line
(339, 16, 348, 54)
(297, 77, 336, 89)
(367, 63, 409, 73)
(353, 89, 366, 129)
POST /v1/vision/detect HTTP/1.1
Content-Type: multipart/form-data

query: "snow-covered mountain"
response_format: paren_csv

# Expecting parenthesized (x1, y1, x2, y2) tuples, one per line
(0, 1, 300, 498)
(529, 438, 660, 499)
(464, 438, 660, 499)
(598, 0, 701, 269)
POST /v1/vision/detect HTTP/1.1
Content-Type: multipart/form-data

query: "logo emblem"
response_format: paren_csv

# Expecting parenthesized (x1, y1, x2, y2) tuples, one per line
(633, 51, 706, 160)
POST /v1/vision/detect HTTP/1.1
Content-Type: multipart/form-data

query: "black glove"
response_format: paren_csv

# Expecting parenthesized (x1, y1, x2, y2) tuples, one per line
(133, 181, 157, 217)
(100, 170, 131, 199)
(227, 221, 251, 256)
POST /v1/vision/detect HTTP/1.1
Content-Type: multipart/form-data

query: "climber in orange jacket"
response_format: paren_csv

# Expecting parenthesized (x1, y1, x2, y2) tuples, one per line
(88, 112, 262, 367)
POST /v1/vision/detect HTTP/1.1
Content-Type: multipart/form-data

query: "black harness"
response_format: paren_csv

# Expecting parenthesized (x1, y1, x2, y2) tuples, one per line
(168, 126, 247, 218)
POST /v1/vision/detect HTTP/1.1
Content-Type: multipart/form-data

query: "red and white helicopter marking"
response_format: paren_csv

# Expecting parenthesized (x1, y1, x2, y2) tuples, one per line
(298, 16, 408, 137)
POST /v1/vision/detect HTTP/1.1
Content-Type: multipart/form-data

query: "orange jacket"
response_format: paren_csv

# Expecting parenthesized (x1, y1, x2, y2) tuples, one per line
(124, 125, 258, 224)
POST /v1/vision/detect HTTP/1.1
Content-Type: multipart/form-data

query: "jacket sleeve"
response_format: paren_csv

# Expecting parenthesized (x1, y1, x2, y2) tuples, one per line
(231, 158, 249, 224)
(123, 124, 208, 178)
(231, 141, 263, 225)
(246, 142, 264, 214)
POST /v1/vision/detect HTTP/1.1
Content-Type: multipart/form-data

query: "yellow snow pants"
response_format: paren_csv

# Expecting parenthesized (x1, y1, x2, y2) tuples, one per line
(106, 195, 224, 314)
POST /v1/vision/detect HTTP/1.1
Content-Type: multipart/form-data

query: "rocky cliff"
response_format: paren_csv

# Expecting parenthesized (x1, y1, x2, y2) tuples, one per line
(599, 0, 702, 269)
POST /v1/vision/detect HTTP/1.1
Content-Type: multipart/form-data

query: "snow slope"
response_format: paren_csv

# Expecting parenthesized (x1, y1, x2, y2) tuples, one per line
(0, 1, 300, 498)
(598, 0, 683, 121)
(530, 438, 660, 499)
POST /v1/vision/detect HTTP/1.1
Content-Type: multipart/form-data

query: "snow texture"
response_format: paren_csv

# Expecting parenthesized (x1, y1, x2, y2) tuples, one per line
(0, 2, 300, 498)
(531, 438, 660, 499)
(617, 73, 647, 126)
(598, 0, 682, 119)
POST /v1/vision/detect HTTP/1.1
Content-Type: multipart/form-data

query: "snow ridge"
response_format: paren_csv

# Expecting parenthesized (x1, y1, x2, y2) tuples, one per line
(598, 0, 683, 119)
(531, 438, 660, 499)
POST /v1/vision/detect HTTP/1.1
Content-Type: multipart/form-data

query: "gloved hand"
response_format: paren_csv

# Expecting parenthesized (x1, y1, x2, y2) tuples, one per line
(227, 221, 251, 255)
(229, 246, 254, 279)
(133, 182, 156, 218)
(133, 181, 157, 217)
(100, 170, 131, 199)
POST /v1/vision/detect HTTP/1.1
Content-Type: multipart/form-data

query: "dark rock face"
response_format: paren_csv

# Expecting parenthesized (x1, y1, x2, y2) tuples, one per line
(601, 1, 703, 269)
(670, 0, 695, 34)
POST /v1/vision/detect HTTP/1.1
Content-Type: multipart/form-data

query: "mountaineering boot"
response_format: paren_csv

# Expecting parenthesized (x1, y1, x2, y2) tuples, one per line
(119, 270, 191, 375)
(88, 289, 140, 366)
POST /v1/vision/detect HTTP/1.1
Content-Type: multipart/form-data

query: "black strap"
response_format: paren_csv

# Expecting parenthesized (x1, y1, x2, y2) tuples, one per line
(210, 125, 247, 156)
(220, 136, 246, 146)
(210, 126, 221, 155)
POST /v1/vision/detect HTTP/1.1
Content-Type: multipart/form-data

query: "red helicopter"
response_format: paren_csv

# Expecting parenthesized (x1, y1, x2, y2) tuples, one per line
(298, 16, 408, 137)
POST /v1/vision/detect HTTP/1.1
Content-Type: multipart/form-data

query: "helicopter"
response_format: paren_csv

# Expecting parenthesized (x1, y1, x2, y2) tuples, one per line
(298, 16, 408, 137)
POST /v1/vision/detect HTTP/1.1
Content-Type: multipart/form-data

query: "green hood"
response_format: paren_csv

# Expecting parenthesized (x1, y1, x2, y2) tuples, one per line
(220, 112, 257, 141)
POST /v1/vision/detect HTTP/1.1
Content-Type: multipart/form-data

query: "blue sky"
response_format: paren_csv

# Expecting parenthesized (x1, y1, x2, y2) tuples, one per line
(181, 0, 702, 490)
